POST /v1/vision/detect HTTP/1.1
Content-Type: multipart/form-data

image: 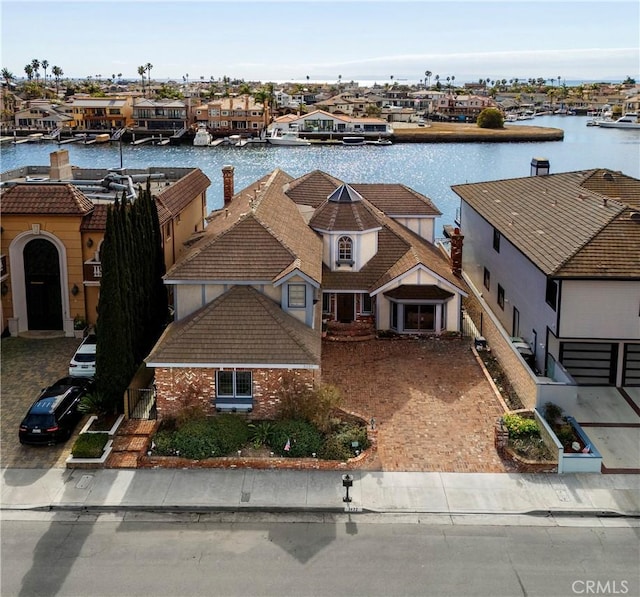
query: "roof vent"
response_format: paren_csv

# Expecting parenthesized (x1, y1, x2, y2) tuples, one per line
(630, 211, 640, 222)
(603, 172, 615, 182)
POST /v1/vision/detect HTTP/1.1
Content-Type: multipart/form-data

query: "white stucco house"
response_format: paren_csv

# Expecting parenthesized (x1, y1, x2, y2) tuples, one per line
(452, 165, 640, 388)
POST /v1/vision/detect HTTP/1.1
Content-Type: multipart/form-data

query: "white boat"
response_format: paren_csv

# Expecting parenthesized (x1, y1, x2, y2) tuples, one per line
(342, 136, 366, 145)
(366, 137, 393, 146)
(193, 125, 212, 146)
(267, 129, 311, 146)
(598, 113, 640, 129)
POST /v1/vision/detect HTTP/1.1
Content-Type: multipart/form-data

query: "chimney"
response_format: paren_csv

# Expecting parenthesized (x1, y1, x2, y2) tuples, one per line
(222, 165, 234, 205)
(450, 227, 464, 277)
(49, 149, 73, 181)
(530, 157, 550, 176)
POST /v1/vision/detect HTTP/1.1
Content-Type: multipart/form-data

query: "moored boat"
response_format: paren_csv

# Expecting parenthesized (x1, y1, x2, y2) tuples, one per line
(193, 124, 212, 146)
(267, 129, 311, 146)
(342, 136, 366, 145)
(597, 113, 640, 129)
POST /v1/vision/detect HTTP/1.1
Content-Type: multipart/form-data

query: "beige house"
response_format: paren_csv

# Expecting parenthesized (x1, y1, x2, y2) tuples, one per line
(146, 167, 466, 419)
(194, 94, 264, 135)
(65, 96, 133, 130)
(0, 150, 210, 336)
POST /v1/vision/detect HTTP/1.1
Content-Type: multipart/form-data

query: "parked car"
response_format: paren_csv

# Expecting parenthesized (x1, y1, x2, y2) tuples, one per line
(68, 333, 97, 377)
(19, 377, 95, 445)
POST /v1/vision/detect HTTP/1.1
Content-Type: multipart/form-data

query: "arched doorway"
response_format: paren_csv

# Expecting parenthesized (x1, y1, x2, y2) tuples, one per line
(24, 238, 63, 330)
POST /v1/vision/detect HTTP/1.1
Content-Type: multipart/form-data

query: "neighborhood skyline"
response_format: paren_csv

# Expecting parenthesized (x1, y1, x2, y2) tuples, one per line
(2, 1, 638, 84)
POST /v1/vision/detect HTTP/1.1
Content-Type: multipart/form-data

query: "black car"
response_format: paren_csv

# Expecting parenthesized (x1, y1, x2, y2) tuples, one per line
(19, 376, 95, 445)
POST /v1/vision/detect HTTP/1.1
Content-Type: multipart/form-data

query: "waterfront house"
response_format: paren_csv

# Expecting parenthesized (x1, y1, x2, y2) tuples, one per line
(194, 94, 264, 136)
(146, 166, 467, 419)
(13, 101, 73, 131)
(132, 98, 188, 132)
(0, 150, 210, 336)
(65, 96, 133, 130)
(452, 166, 640, 395)
(270, 109, 392, 136)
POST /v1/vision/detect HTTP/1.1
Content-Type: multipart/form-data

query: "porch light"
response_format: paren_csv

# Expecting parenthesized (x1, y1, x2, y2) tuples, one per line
(71, 284, 79, 296)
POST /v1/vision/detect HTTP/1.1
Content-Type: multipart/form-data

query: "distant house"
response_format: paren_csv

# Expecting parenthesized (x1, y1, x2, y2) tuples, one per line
(13, 100, 73, 130)
(194, 94, 264, 135)
(146, 167, 467, 419)
(0, 150, 210, 336)
(132, 98, 188, 131)
(452, 165, 640, 389)
(65, 96, 133, 130)
(270, 109, 392, 135)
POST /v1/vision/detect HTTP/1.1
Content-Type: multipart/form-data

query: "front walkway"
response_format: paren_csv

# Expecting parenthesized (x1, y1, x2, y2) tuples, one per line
(321, 337, 512, 473)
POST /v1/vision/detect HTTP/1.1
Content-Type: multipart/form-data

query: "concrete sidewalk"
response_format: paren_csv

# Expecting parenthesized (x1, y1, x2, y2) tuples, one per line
(2, 468, 639, 517)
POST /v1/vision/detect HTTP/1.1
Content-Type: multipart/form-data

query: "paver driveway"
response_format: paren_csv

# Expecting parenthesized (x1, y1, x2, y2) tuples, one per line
(321, 337, 512, 472)
(1, 336, 83, 469)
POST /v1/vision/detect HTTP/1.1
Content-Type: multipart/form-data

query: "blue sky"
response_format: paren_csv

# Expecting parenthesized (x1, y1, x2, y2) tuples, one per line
(2, 1, 638, 83)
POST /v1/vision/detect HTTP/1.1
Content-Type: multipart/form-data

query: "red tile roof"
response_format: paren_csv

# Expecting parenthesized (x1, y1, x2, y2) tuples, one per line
(0, 184, 94, 215)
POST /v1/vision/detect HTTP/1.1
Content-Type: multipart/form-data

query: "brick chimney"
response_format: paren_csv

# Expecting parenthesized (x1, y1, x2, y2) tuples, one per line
(450, 227, 464, 277)
(49, 149, 73, 181)
(222, 165, 234, 205)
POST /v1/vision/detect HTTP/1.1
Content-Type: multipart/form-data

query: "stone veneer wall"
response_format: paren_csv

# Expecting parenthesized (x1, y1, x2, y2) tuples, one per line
(154, 367, 319, 420)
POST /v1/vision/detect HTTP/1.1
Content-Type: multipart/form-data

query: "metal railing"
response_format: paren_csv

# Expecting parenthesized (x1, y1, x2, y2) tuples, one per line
(125, 386, 157, 420)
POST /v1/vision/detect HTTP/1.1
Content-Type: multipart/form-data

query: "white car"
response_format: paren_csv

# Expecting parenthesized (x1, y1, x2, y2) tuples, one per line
(69, 334, 97, 378)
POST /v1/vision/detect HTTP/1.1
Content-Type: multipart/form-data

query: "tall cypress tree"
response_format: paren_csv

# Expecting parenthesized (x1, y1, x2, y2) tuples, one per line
(95, 202, 135, 405)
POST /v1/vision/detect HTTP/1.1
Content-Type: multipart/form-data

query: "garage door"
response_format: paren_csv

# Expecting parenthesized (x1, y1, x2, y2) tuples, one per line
(560, 342, 617, 385)
(623, 343, 640, 386)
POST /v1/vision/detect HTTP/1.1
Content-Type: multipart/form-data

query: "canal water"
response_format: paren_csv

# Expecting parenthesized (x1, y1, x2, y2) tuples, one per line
(2, 116, 638, 228)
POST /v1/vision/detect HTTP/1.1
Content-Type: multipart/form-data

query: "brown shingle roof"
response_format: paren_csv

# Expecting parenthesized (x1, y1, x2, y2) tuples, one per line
(284, 170, 342, 208)
(351, 184, 441, 216)
(580, 169, 640, 210)
(0, 184, 94, 215)
(166, 169, 323, 284)
(451, 170, 637, 276)
(146, 285, 321, 367)
(309, 185, 381, 232)
(155, 169, 210, 224)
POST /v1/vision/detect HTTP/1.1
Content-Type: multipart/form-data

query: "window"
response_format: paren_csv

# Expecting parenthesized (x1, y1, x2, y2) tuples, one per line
(322, 292, 331, 315)
(216, 371, 252, 398)
(545, 278, 558, 311)
(337, 236, 353, 264)
(497, 284, 505, 310)
(361, 293, 372, 314)
(288, 284, 306, 308)
(493, 228, 501, 252)
(483, 267, 491, 290)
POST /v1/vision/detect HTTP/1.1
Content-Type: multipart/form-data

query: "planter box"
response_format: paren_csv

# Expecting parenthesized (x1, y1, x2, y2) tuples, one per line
(534, 409, 602, 474)
(65, 439, 113, 469)
(80, 414, 124, 436)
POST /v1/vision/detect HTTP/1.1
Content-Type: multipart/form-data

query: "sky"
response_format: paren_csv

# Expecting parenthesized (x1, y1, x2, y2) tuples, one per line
(1, 0, 638, 84)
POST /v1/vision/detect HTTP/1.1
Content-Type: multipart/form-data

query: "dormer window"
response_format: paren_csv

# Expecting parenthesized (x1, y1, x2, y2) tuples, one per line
(337, 236, 354, 265)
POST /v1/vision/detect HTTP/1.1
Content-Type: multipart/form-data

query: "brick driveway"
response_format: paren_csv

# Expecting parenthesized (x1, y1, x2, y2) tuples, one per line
(321, 337, 511, 472)
(2, 335, 512, 473)
(1, 336, 83, 469)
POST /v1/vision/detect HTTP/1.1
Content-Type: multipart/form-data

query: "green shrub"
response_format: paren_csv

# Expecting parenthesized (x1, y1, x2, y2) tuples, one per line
(268, 420, 322, 457)
(543, 402, 564, 425)
(71, 432, 109, 458)
(153, 414, 249, 459)
(248, 421, 275, 448)
(78, 391, 115, 421)
(556, 423, 575, 446)
(502, 413, 540, 439)
(320, 422, 370, 460)
(477, 107, 504, 129)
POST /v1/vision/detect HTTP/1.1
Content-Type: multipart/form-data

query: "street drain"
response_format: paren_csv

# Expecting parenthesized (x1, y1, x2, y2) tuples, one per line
(75, 474, 93, 490)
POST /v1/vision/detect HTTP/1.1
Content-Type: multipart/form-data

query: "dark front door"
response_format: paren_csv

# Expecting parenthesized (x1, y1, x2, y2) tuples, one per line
(336, 293, 354, 323)
(24, 238, 63, 330)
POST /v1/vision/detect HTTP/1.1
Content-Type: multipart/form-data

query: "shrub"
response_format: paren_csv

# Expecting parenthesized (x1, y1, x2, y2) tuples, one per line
(248, 421, 275, 448)
(276, 374, 342, 434)
(543, 402, 564, 425)
(320, 422, 370, 460)
(72, 432, 109, 458)
(502, 413, 540, 439)
(477, 107, 504, 129)
(78, 391, 115, 421)
(268, 420, 322, 457)
(153, 414, 249, 459)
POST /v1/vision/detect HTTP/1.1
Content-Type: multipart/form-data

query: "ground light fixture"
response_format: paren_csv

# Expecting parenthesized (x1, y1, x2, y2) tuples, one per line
(342, 473, 353, 503)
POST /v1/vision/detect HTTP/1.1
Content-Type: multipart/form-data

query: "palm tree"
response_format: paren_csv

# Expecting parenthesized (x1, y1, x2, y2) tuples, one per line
(2, 68, 15, 88)
(253, 87, 272, 130)
(137, 66, 146, 94)
(24, 64, 33, 80)
(31, 59, 40, 86)
(51, 66, 63, 95)
(145, 63, 153, 95)
(41, 60, 49, 94)
(425, 70, 432, 88)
